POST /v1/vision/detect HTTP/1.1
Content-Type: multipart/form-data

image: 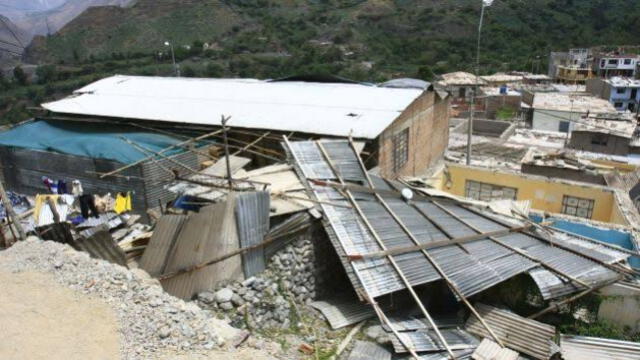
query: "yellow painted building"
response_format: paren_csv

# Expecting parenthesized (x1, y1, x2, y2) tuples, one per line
(435, 164, 626, 225)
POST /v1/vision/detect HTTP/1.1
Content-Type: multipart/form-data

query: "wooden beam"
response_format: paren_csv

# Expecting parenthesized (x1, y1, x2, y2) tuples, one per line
(0, 179, 25, 241)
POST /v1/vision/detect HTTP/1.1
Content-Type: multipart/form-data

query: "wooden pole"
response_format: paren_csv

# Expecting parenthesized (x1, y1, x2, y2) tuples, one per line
(221, 115, 233, 191)
(231, 131, 271, 157)
(0, 179, 25, 240)
(100, 129, 223, 178)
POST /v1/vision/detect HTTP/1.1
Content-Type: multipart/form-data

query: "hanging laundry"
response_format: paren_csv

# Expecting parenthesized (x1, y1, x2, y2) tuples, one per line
(42, 176, 58, 194)
(94, 193, 115, 213)
(57, 180, 68, 194)
(114, 192, 132, 214)
(71, 180, 84, 196)
(33, 194, 75, 226)
(79, 194, 100, 219)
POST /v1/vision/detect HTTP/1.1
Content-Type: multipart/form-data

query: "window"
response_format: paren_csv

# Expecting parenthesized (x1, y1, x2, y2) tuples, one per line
(591, 133, 608, 146)
(608, 59, 618, 65)
(616, 88, 626, 94)
(614, 102, 624, 108)
(465, 180, 518, 202)
(562, 195, 595, 219)
(600, 59, 606, 67)
(625, 59, 632, 65)
(558, 121, 570, 133)
(392, 128, 409, 172)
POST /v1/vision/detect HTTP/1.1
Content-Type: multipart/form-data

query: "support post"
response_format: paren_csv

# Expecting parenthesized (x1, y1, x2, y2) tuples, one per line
(0, 179, 25, 241)
(221, 115, 233, 191)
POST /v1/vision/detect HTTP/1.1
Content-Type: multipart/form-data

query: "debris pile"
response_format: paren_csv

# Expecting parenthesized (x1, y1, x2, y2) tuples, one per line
(0, 238, 241, 359)
(197, 238, 317, 330)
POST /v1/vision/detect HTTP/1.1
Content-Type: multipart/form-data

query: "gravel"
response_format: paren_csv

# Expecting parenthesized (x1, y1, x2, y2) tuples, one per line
(0, 238, 242, 359)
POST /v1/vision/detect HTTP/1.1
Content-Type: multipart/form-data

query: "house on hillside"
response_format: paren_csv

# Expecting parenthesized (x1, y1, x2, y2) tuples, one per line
(527, 92, 617, 133)
(35, 75, 450, 179)
(592, 53, 640, 78)
(587, 77, 640, 113)
(436, 71, 486, 102)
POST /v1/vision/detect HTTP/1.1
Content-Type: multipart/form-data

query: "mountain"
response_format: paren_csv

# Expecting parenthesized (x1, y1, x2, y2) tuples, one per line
(0, 14, 28, 66)
(0, 0, 135, 39)
(20, 0, 640, 78)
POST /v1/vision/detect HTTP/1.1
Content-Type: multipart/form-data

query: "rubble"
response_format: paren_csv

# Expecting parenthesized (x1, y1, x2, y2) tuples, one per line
(0, 238, 241, 359)
(196, 238, 317, 330)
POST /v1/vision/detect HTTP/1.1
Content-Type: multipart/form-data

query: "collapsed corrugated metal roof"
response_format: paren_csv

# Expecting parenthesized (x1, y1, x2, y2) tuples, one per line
(285, 139, 629, 302)
(560, 334, 640, 360)
(42, 75, 426, 139)
(465, 304, 557, 360)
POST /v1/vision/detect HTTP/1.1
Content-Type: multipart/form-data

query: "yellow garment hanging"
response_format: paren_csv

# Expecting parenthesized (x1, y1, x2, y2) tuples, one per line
(114, 192, 132, 214)
(33, 194, 60, 221)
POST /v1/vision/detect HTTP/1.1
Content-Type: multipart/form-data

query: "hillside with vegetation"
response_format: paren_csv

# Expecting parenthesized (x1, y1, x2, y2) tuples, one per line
(1, 0, 640, 124)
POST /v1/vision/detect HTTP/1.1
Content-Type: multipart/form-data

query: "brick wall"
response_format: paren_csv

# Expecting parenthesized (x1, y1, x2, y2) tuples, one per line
(377, 91, 450, 178)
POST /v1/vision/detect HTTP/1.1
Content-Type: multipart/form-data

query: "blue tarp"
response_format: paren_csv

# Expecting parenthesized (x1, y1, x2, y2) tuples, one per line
(0, 120, 187, 164)
(531, 214, 640, 269)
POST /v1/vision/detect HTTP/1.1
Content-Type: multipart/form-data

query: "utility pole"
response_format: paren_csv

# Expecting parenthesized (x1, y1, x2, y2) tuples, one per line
(467, 0, 492, 165)
(221, 115, 233, 191)
(164, 41, 180, 77)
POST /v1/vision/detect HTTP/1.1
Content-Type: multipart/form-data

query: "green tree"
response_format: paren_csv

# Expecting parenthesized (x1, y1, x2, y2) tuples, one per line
(205, 63, 224, 77)
(13, 66, 28, 86)
(182, 65, 197, 77)
(36, 65, 57, 84)
(416, 65, 436, 82)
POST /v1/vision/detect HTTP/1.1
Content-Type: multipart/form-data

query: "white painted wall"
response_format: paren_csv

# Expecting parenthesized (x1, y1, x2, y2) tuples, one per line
(532, 109, 578, 133)
(598, 282, 640, 332)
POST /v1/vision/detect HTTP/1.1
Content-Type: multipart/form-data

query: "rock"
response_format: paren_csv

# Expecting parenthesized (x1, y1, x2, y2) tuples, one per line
(365, 325, 385, 340)
(215, 288, 234, 304)
(157, 326, 171, 339)
(198, 291, 216, 305)
(219, 302, 234, 311)
(231, 294, 244, 306)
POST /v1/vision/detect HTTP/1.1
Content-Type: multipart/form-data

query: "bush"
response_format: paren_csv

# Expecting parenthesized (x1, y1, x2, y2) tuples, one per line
(36, 65, 57, 84)
(13, 66, 28, 86)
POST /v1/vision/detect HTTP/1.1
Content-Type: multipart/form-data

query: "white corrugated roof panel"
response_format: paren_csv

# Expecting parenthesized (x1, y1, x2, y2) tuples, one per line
(42, 75, 425, 139)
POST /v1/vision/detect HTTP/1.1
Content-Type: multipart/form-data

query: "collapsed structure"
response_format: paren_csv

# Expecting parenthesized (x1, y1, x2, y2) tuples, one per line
(0, 74, 639, 359)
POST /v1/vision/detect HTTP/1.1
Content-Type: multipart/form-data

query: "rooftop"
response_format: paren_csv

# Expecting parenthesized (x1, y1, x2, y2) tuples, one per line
(532, 92, 617, 113)
(605, 77, 640, 88)
(438, 71, 487, 86)
(480, 74, 523, 83)
(524, 74, 552, 80)
(42, 75, 428, 140)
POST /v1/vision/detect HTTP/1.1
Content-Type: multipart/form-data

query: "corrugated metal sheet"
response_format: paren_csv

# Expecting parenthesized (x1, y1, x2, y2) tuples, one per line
(0, 145, 198, 224)
(139, 214, 188, 277)
(348, 341, 392, 360)
(391, 329, 479, 353)
(161, 196, 243, 299)
(465, 304, 557, 360)
(264, 211, 313, 259)
(472, 338, 519, 360)
(73, 230, 127, 267)
(42, 75, 425, 139)
(383, 313, 462, 332)
(347, 340, 391, 360)
(39, 223, 126, 266)
(560, 335, 640, 360)
(309, 298, 375, 329)
(235, 192, 270, 277)
(287, 139, 628, 303)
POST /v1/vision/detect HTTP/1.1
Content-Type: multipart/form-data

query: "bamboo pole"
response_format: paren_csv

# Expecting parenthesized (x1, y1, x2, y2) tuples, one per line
(221, 115, 234, 191)
(100, 129, 223, 178)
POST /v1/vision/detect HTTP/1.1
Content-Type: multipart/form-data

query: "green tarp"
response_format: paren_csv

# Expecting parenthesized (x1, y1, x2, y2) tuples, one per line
(0, 120, 188, 164)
